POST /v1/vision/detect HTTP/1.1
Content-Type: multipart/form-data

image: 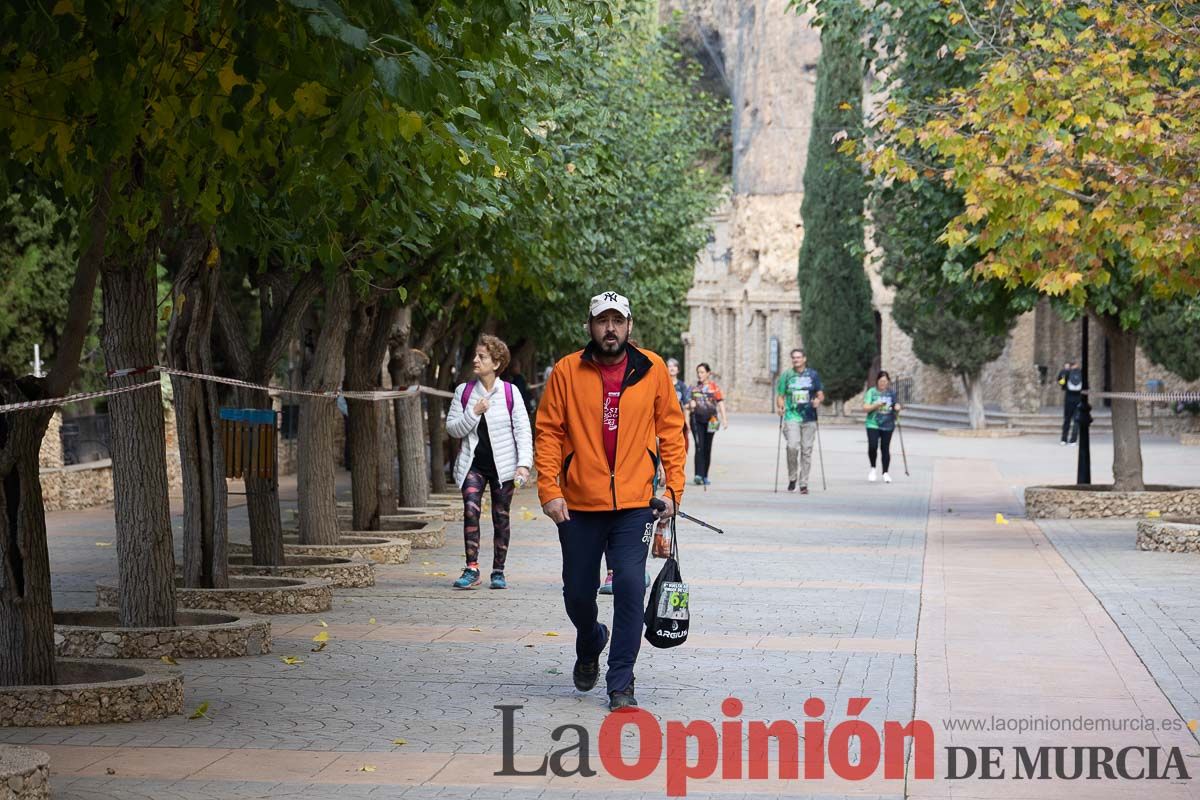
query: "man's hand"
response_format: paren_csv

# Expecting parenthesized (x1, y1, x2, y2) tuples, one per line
(514, 466, 531, 485)
(543, 497, 570, 524)
(473, 397, 490, 415)
(652, 495, 676, 519)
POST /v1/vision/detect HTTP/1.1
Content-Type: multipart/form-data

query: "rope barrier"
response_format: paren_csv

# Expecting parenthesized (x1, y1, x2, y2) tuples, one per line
(1085, 390, 1200, 402)
(1, 366, 457, 416)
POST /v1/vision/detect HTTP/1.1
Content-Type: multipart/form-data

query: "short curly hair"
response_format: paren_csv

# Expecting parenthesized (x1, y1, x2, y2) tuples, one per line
(476, 334, 510, 373)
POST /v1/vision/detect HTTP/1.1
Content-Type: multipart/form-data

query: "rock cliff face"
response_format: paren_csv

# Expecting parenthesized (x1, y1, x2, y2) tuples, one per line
(669, 0, 821, 407)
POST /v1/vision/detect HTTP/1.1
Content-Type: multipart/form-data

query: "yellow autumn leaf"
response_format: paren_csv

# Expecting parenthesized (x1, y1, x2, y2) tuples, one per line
(218, 61, 246, 95)
(468, 627, 482, 632)
(160, 655, 178, 665)
(368, 617, 377, 625)
(544, 632, 559, 637)
(188, 702, 210, 720)
(318, 619, 329, 628)
(281, 656, 304, 665)
(949, 11, 964, 23)
(1147, 510, 1161, 518)
(312, 630, 330, 643)
(995, 513, 1009, 525)
(392, 739, 407, 746)
(493, 165, 507, 178)
(457, 149, 471, 165)
(397, 110, 423, 141)
(838, 102, 852, 111)
(293, 82, 330, 116)
(358, 765, 377, 773)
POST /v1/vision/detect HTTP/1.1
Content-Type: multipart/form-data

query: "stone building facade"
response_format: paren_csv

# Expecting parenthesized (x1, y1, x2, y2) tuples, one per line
(672, 0, 1200, 414)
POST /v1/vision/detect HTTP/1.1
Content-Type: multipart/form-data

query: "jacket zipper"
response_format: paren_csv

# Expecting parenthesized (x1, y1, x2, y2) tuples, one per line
(610, 365, 637, 510)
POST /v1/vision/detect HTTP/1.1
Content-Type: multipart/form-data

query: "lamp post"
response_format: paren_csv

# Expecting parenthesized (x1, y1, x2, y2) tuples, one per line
(1076, 314, 1092, 485)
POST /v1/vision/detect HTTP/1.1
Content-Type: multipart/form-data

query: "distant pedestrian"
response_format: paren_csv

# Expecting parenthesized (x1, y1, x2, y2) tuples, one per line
(690, 363, 727, 486)
(446, 335, 533, 590)
(863, 370, 902, 483)
(1057, 359, 1083, 445)
(775, 349, 824, 494)
(535, 290, 686, 710)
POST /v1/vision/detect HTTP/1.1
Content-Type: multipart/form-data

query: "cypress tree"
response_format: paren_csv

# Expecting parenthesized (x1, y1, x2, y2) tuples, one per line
(796, 15, 875, 404)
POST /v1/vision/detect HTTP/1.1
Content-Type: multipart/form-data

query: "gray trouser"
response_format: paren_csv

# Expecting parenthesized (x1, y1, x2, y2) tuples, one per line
(784, 419, 817, 486)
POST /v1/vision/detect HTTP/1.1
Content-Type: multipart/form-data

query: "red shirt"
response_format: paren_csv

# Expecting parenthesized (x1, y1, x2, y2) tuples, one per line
(597, 354, 627, 469)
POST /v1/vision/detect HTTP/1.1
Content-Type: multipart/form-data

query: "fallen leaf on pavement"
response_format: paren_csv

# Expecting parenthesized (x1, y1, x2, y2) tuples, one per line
(281, 656, 304, 665)
(392, 738, 407, 746)
(160, 655, 178, 666)
(310, 642, 327, 653)
(544, 632, 559, 637)
(368, 617, 377, 625)
(318, 619, 329, 627)
(312, 631, 330, 643)
(995, 513, 1009, 525)
(188, 702, 210, 720)
(468, 627, 482, 632)
(358, 765, 376, 772)
(1147, 510, 1162, 518)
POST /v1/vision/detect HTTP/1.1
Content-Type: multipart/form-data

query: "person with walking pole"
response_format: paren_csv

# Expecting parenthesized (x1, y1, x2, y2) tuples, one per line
(774, 348, 824, 494)
(862, 370, 902, 483)
(535, 291, 687, 711)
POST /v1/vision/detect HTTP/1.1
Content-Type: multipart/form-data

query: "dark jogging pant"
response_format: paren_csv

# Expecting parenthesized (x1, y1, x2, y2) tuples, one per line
(558, 507, 653, 694)
(1062, 392, 1081, 443)
(867, 427, 894, 473)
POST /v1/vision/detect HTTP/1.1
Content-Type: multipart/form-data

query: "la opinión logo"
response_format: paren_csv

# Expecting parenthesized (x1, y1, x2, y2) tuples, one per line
(495, 698, 1193, 796)
(496, 696, 934, 796)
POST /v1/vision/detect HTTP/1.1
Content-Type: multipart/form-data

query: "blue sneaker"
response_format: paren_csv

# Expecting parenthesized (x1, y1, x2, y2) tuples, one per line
(598, 571, 614, 595)
(703, 477, 711, 486)
(490, 571, 507, 590)
(453, 567, 481, 589)
(693, 476, 703, 485)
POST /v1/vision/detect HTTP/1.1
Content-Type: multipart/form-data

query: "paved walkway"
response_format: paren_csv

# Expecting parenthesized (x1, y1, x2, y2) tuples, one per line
(4, 416, 1200, 798)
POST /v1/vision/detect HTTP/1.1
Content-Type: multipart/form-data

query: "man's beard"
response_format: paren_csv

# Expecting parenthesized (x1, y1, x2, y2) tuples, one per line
(594, 331, 628, 356)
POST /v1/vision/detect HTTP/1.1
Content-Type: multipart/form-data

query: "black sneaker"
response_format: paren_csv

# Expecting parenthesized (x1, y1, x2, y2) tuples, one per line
(572, 624, 609, 692)
(609, 681, 638, 711)
(800, 486, 809, 495)
(787, 480, 797, 492)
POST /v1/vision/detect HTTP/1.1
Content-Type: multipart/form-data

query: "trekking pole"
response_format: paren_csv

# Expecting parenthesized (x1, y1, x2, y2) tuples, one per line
(896, 416, 910, 477)
(773, 414, 784, 493)
(815, 417, 827, 491)
(650, 498, 725, 535)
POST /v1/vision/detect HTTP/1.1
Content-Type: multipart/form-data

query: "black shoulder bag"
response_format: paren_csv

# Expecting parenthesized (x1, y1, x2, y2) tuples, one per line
(644, 514, 690, 648)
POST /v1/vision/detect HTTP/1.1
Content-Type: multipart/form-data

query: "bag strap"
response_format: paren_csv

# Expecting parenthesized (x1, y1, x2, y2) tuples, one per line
(460, 381, 477, 410)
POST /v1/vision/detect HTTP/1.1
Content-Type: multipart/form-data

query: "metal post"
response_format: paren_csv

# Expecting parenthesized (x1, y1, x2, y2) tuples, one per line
(31, 344, 44, 378)
(1076, 315, 1092, 485)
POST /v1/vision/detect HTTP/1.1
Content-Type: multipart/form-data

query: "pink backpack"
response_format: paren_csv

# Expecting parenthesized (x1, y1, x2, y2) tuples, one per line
(461, 381, 517, 446)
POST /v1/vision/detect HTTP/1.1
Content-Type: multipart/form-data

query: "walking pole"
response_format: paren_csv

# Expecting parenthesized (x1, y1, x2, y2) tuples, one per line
(814, 417, 827, 491)
(773, 414, 784, 493)
(896, 415, 910, 477)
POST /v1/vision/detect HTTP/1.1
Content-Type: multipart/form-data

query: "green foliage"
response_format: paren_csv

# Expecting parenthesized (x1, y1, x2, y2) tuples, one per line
(1141, 298, 1200, 384)
(0, 185, 102, 385)
(795, 10, 874, 401)
(892, 283, 1008, 379)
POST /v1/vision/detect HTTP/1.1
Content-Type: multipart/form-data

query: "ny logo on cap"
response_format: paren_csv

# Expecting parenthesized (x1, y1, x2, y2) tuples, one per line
(603, 292, 618, 301)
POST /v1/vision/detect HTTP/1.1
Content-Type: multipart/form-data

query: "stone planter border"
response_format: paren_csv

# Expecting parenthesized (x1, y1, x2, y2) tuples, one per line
(97, 576, 332, 615)
(229, 535, 411, 565)
(1181, 432, 1200, 446)
(54, 608, 270, 659)
(283, 520, 446, 550)
(0, 745, 50, 799)
(937, 428, 1023, 438)
(1137, 517, 1200, 553)
(228, 555, 375, 588)
(0, 659, 182, 728)
(1025, 484, 1200, 519)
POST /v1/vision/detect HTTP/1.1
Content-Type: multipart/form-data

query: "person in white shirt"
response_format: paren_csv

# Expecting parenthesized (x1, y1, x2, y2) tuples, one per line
(445, 335, 533, 589)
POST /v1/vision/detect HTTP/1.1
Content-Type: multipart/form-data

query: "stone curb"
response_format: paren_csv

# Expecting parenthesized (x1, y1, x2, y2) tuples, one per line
(0, 745, 50, 798)
(1025, 484, 1200, 519)
(96, 576, 332, 615)
(0, 659, 182, 728)
(228, 556, 375, 588)
(228, 535, 412, 565)
(54, 608, 271, 659)
(1136, 517, 1200, 552)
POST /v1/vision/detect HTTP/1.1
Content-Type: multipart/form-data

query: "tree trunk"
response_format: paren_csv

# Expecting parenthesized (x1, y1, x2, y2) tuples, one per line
(962, 373, 987, 430)
(241, 387, 285, 565)
(389, 308, 431, 509)
(427, 339, 460, 495)
(101, 255, 177, 628)
(1099, 317, 1145, 491)
(298, 273, 353, 546)
(166, 229, 227, 589)
(345, 302, 398, 531)
(0, 404, 58, 687)
(0, 174, 111, 685)
(377, 353, 398, 515)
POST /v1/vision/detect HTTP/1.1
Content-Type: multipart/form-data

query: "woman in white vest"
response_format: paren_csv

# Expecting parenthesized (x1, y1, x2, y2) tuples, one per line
(446, 335, 533, 590)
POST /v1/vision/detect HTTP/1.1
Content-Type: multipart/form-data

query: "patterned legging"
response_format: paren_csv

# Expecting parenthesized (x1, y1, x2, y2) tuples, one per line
(461, 469, 515, 572)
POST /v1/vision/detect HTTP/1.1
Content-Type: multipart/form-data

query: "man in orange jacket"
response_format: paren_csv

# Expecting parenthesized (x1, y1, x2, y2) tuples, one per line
(536, 291, 687, 710)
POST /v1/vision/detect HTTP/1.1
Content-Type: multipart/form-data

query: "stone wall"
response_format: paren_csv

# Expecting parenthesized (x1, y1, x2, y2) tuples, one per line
(1137, 518, 1200, 553)
(1026, 485, 1200, 519)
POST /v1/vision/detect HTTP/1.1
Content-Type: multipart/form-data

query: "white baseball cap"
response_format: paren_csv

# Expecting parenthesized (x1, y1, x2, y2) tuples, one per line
(589, 291, 631, 319)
